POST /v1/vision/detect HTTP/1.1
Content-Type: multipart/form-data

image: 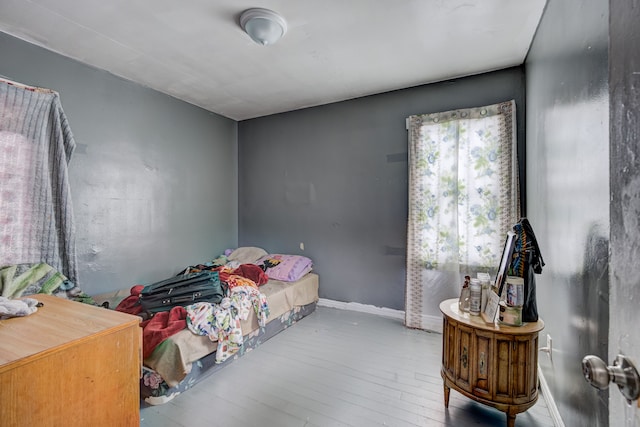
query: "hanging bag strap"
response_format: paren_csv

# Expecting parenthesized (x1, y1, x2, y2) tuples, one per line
(520, 218, 545, 274)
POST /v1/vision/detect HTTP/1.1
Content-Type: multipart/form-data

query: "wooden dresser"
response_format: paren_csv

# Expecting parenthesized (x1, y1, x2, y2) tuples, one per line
(0, 294, 141, 427)
(439, 298, 544, 427)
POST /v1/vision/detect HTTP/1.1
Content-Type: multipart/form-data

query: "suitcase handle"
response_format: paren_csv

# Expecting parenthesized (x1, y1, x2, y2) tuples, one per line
(165, 292, 204, 305)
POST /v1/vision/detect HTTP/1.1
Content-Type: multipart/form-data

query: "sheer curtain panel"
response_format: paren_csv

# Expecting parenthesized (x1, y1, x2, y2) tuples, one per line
(405, 100, 519, 330)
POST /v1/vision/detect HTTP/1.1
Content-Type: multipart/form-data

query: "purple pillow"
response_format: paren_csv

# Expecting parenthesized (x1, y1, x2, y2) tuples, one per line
(256, 254, 313, 282)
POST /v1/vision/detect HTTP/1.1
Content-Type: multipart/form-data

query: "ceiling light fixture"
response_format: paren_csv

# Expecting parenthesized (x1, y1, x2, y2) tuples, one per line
(240, 8, 287, 46)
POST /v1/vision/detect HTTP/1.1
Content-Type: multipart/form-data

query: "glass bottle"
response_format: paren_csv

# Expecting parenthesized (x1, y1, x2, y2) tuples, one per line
(469, 278, 481, 315)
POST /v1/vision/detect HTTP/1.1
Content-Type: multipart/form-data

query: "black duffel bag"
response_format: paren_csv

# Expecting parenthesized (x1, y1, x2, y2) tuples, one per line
(140, 271, 224, 313)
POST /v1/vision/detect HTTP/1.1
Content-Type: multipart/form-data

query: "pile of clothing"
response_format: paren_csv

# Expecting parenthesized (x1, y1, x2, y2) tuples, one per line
(116, 263, 270, 363)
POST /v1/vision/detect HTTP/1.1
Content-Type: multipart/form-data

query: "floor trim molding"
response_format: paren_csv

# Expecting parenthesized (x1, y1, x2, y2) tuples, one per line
(538, 365, 565, 427)
(317, 298, 443, 333)
(317, 298, 404, 320)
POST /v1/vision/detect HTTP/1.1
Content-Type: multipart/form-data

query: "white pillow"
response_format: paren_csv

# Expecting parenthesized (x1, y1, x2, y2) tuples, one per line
(227, 246, 268, 264)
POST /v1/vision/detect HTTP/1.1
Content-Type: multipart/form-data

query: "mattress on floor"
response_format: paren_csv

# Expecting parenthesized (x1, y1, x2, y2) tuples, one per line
(93, 272, 319, 387)
(141, 300, 317, 405)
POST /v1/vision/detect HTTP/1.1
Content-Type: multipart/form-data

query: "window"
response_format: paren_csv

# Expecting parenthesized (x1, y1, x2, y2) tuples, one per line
(0, 80, 78, 283)
(405, 100, 519, 329)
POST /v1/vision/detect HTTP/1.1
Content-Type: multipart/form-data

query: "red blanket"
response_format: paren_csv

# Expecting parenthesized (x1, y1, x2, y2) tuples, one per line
(140, 306, 187, 359)
(115, 285, 144, 315)
(115, 285, 187, 358)
(233, 264, 268, 286)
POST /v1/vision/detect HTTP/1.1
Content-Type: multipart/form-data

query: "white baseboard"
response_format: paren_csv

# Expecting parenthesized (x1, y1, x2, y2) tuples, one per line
(413, 313, 443, 333)
(318, 298, 404, 320)
(538, 365, 565, 427)
(317, 298, 443, 333)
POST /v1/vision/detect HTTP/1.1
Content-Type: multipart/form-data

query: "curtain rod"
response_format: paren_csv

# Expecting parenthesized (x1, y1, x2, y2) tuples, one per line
(0, 75, 56, 94)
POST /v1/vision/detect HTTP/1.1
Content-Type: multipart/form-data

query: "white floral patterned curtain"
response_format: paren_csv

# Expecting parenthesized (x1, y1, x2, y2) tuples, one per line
(405, 100, 519, 330)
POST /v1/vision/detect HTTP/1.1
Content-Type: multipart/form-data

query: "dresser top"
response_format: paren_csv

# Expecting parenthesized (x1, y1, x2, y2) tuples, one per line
(440, 298, 544, 334)
(0, 294, 140, 368)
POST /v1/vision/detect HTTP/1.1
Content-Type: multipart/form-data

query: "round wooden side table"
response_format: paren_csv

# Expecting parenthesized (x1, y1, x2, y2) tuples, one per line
(439, 298, 544, 427)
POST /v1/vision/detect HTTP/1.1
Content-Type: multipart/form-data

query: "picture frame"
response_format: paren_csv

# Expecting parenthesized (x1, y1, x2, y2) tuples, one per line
(481, 289, 500, 323)
(493, 230, 517, 298)
(481, 230, 517, 323)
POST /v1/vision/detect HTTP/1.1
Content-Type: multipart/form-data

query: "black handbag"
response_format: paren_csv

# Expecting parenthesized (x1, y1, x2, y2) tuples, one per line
(139, 271, 224, 313)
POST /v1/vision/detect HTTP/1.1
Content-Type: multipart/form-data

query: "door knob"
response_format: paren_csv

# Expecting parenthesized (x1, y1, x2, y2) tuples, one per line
(582, 354, 640, 403)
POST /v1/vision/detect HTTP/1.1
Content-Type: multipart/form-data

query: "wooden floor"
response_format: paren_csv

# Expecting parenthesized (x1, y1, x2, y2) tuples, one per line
(140, 306, 555, 427)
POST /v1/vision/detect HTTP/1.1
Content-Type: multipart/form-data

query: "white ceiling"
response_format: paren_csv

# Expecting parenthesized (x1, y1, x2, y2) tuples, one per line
(0, 0, 546, 121)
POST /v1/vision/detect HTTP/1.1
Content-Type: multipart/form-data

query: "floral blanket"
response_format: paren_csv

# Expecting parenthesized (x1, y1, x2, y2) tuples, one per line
(185, 284, 269, 363)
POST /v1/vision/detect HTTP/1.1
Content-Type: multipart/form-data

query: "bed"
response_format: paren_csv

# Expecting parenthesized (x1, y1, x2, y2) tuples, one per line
(92, 248, 319, 405)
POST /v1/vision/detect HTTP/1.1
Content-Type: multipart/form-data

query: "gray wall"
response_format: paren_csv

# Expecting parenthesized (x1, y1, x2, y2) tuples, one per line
(238, 69, 525, 311)
(0, 32, 238, 296)
(525, 0, 610, 425)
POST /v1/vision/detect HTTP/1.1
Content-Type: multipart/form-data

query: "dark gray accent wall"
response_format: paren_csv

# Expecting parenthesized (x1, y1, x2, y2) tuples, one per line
(0, 32, 238, 296)
(525, 0, 610, 425)
(238, 69, 525, 311)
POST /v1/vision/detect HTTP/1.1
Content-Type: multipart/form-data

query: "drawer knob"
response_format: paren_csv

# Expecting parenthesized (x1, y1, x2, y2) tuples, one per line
(479, 352, 486, 375)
